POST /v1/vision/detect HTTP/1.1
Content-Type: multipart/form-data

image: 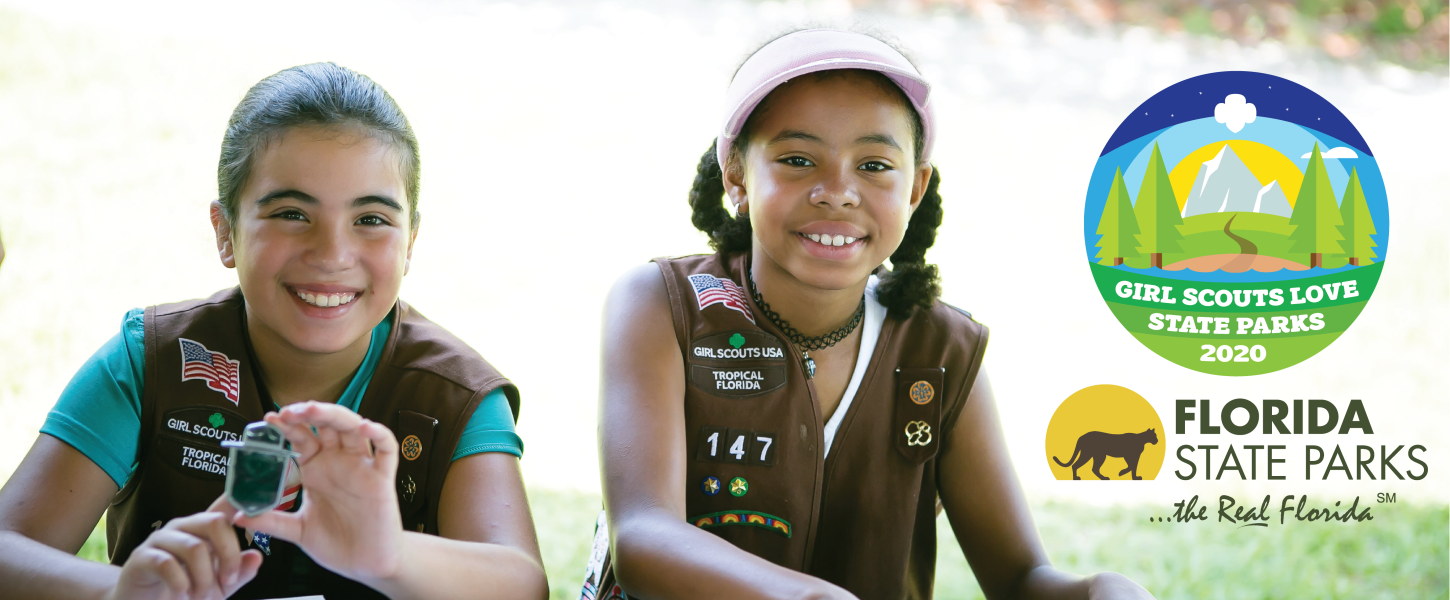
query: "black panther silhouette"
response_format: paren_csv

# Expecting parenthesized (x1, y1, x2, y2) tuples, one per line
(1053, 429, 1159, 480)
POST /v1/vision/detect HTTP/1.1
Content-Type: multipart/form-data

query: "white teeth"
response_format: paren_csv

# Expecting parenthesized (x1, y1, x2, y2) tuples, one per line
(803, 233, 860, 247)
(296, 290, 357, 307)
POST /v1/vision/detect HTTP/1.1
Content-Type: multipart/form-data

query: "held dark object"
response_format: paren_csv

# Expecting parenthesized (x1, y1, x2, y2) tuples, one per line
(222, 422, 300, 517)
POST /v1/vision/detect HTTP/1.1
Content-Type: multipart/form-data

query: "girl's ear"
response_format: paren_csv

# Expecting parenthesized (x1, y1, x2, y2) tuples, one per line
(909, 164, 934, 213)
(210, 201, 236, 269)
(722, 155, 749, 215)
(404, 210, 421, 276)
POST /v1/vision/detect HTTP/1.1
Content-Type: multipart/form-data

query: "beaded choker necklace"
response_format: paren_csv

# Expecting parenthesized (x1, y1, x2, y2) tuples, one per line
(747, 270, 864, 379)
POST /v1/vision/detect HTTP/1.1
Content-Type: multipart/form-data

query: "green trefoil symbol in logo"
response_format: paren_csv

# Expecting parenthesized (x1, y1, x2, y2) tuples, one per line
(729, 333, 745, 349)
(209, 413, 225, 428)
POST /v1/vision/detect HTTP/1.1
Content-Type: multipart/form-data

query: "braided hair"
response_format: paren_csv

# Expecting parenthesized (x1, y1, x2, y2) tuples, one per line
(686, 75, 945, 320)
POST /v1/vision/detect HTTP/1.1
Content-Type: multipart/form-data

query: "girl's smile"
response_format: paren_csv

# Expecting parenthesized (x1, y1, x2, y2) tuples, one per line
(287, 284, 362, 314)
(794, 221, 867, 259)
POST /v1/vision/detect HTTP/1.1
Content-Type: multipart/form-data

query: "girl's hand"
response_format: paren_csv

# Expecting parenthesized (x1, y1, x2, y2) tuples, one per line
(233, 401, 404, 586)
(105, 497, 262, 600)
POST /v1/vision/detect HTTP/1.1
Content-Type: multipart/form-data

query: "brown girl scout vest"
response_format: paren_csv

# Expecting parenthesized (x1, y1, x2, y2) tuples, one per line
(104, 287, 519, 599)
(586, 252, 987, 600)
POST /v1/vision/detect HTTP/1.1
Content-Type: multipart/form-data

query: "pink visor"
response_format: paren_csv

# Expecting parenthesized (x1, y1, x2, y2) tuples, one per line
(717, 28, 935, 169)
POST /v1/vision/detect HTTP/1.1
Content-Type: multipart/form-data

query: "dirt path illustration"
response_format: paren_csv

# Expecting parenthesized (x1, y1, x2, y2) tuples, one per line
(1220, 214, 1258, 272)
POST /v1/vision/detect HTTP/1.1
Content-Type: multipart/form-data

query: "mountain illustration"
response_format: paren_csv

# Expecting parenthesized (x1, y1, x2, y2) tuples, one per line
(1180, 144, 1292, 218)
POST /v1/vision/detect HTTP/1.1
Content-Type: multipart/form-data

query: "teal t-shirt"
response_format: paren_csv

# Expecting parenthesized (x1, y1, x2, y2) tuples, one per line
(42, 309, 523, 489)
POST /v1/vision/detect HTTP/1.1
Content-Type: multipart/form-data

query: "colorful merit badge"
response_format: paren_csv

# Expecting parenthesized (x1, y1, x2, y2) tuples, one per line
(1084, 72, 1387, 375)
(222, 422, 300, 517)
(691, 510, 792, 537)
(401, 434, 423, 461)
(701, 476, 722, 496)
(909, 380, 934, 405)
(688, 274, 755, 324)
(729, 476, 749, 497)
(179, 338, 241, 405)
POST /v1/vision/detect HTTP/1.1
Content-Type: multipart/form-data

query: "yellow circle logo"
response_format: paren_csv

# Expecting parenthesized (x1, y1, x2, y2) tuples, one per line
(1044, 385, 1164, 480)
(401, 435, 423, 461)
(909, 381, 934, 405)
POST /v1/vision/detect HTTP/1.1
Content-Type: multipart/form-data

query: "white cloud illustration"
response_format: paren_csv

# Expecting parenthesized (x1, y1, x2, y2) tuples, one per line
(1302, 146, 1359, 159)
(1214, 94, 1256, 133)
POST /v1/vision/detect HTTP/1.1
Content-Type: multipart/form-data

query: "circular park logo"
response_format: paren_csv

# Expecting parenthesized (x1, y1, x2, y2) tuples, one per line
(1046, 385, 1165, 481)
(1083, 72, 1388, 376)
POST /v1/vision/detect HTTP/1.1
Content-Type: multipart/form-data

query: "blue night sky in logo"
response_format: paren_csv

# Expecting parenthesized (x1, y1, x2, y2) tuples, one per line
(1100, 71, 1372, 158)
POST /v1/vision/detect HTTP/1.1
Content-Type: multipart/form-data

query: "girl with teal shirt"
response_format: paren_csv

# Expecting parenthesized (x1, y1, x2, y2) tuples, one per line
(0, 63, 548, 600)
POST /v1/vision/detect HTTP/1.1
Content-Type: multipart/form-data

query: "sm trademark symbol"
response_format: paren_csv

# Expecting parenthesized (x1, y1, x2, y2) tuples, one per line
(1377, 493, 1396, 503)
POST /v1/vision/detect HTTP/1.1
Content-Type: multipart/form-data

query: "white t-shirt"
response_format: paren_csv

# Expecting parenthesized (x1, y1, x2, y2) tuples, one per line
(823, 275, 887, 458)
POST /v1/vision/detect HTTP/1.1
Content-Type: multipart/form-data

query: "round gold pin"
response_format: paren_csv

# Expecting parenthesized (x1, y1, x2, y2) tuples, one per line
(909, 380, 934, 405)
(401, 435, 423, 461)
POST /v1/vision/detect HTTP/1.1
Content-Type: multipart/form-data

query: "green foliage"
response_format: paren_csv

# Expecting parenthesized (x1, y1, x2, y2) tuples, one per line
(1164, 212, 1304, 266)
(935, 500, 1447, 600)
(1178, 212, 1294, 237)
(79, 494, 1447, 600)
(1287, 144, 1346, 259)
(1095, 168, 1142, 264)
(78, 518, 108, 563)
(1132, 143, 1186, 259)
(1336, 168, 1378, 265)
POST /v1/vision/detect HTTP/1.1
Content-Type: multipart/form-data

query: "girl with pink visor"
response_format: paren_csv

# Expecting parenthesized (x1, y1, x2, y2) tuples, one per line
(586, 29, 1154, 599)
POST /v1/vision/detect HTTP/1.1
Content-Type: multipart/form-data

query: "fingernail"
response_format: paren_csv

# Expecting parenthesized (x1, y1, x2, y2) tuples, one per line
(228, 570, 238, 585)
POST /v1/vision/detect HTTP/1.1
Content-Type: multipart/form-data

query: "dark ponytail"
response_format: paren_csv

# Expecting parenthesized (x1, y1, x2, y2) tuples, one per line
(875, 166, 943, 319)
(688, 139, 752, 253)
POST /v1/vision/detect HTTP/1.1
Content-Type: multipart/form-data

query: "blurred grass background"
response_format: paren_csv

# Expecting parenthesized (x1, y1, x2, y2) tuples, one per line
(865, 0, 1448, 70)
(3, 1, 1446, 598)
(76, 490, 1447, 599)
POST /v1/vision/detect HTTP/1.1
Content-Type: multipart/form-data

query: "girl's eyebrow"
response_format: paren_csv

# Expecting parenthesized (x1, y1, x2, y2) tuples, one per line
(768, 129, 823, 144)
(257, 189, 317, 206)
(353, 195, 402, 212)
(255, 190, 401, 213)
(767, 130, 902, 151)
(856, 133, 902, 151)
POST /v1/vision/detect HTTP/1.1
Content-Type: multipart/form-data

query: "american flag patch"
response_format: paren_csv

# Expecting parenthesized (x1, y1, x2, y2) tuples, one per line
(687, 274, 755, 324)
(179, 338, 241, 405)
